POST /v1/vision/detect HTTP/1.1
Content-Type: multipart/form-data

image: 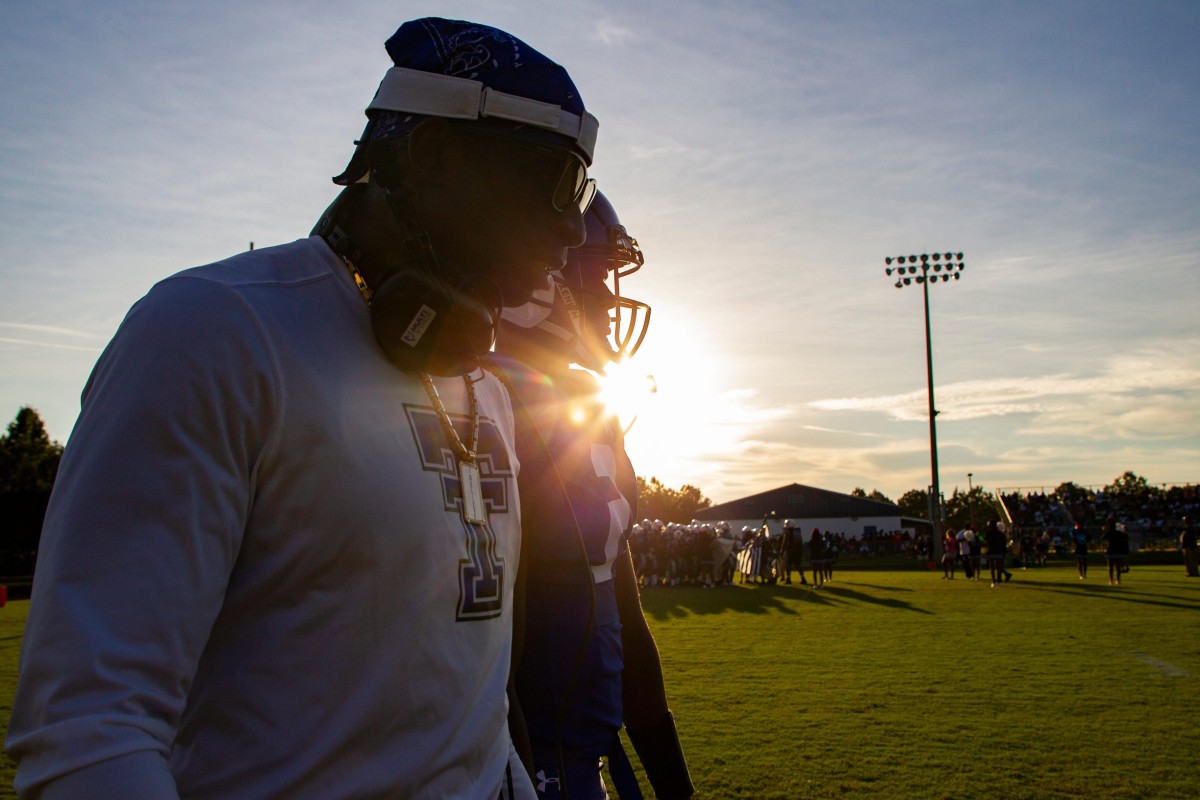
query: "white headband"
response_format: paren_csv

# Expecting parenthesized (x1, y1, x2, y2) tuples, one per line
(368, 66, 599, 164)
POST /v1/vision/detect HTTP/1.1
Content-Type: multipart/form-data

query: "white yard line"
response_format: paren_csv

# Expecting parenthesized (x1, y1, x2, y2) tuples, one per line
(1130, 652, 1189, 677)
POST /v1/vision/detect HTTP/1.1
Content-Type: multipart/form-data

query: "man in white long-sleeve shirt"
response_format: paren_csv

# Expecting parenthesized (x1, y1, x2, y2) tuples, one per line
(6, 16, 599, 800)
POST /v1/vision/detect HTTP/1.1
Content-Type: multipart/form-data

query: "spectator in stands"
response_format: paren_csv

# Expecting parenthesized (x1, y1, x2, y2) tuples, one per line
(1018, 530, 1035, 569)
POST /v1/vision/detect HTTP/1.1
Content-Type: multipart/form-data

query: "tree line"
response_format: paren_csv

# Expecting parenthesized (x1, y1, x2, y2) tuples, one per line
(1, 407, 63, 575)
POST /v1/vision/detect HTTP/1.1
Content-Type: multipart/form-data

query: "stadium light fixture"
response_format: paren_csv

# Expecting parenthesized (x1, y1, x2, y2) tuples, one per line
(883, 251, 966, 558)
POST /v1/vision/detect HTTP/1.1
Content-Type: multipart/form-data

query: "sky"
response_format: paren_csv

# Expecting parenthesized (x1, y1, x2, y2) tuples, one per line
(1, 0, 1198, 506)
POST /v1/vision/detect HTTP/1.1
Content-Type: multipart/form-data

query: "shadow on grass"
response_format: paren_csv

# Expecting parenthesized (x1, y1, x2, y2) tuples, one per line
(831, 581, 915, 593)
(641, 580, 934, 620)
(1023, 580, 1200, 611)
(811, 583, 934, 614)
(641, 585, 800, 620)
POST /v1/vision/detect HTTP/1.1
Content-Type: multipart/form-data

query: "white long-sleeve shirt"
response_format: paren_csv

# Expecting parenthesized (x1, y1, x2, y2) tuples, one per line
(7, 237, 531, 799)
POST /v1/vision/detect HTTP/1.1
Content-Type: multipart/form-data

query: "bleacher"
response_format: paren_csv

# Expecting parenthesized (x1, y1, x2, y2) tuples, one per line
(998, 482, 1198, 550)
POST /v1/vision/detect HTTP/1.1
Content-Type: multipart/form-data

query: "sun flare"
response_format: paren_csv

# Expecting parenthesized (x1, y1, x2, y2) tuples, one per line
(591, 314, 745, 489)
(596, 359, 658, 431)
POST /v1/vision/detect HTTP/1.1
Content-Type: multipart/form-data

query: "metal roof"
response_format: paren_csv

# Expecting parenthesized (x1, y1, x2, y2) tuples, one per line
(693, 482, 914, 523)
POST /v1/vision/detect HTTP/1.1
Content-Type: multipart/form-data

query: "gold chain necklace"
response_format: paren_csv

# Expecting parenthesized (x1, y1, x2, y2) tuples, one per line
(337, 247, 487, 524)
(419, 372, 479, 464)
(420, 373, 486, 525)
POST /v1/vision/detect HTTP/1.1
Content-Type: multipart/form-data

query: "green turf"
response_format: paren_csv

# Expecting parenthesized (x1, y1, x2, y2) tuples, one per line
(1, 561, 1197, 798)
(628, 561, 1200, 799)
(0, 599, 24, 796)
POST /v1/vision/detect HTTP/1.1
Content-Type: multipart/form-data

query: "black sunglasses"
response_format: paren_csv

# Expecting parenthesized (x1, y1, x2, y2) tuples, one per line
(458, 126, 597, 214)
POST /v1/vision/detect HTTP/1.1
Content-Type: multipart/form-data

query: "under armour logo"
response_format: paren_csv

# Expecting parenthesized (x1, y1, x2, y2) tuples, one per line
(535, 769, 560, 794)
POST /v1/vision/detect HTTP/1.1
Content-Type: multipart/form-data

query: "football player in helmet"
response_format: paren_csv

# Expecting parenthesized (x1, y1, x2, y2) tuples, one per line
(497, 190, 650, 375)
(493, 192, 692, 799)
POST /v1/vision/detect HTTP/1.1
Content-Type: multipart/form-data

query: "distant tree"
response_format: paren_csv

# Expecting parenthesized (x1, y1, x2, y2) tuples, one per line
(1104, 471, 1151, 497)
(897, 488, 929, 520)
(635, 476, 712, 524)
(0, 406, 64, 574)
(1054, 481, 1088, 502)
(851, 487, 893, 504)
(943, 486, 999, 530)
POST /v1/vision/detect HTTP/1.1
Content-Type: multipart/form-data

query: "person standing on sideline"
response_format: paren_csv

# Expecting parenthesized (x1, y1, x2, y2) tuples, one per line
(957, 526, 975, 580)
(1073, 523, 1090, 579)
(810, 529, 826, 588)
(942, 528, 958, 579)
(494, 192, 693, 800)
(985, 520, 1014, 586)
(778, 522, 795, 583)
(787, 521, 808, 585)
(1102, 516, 1130, 585)
(968, 524, 984, 579)
(1180, 517, 1198, 577)
(6, 17, 600, 800)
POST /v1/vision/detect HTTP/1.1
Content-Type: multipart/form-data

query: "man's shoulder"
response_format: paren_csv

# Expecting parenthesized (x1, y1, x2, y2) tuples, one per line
(169, 237, 338, 293)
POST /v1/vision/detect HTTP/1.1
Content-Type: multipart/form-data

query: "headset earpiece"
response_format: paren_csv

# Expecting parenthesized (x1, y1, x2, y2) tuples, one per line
(318, 140, 496, 376)
(370, 270, 495, 376)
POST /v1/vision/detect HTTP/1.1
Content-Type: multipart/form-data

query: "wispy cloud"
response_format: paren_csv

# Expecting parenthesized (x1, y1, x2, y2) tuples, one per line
(0, 322, 103, 339)
(0, 322, 105, 352)
(590, 19, 637, 46)
(0, 337, 103, 352)
(801, 425, 892, 438)
(809, 345, 1200, 427)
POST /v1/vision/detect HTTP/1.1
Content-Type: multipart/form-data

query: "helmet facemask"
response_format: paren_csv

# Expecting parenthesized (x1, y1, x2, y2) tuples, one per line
(566, 195, 651, 368)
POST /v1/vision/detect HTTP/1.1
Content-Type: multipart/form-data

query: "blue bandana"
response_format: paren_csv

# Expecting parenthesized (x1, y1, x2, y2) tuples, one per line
(386, 18, 585, 118)
(334, 17, 594, 184)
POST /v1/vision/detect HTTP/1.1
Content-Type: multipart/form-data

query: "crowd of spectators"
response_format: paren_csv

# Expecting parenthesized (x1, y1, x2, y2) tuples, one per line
(1000, 483, 1198, 548)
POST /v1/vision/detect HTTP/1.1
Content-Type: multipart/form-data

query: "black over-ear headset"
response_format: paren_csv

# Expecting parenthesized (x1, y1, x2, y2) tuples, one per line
(313, 138, 498, 376)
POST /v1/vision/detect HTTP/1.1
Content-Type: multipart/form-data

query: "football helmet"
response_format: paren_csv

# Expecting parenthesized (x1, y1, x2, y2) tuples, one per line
(565, 191, 651, 365)
(500, 191, 651, 371)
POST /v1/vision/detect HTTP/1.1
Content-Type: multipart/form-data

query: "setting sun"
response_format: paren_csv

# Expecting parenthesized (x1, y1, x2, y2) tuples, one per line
(591, 313, 748, 492)
(595, 359, 658, 432)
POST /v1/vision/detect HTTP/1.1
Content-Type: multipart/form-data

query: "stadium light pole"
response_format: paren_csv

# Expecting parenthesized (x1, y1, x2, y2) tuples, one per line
(883, 252, 965, 558)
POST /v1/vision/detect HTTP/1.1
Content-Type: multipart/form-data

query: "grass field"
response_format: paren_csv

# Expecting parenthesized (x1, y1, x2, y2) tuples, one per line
(1, 560, 1198, 798)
